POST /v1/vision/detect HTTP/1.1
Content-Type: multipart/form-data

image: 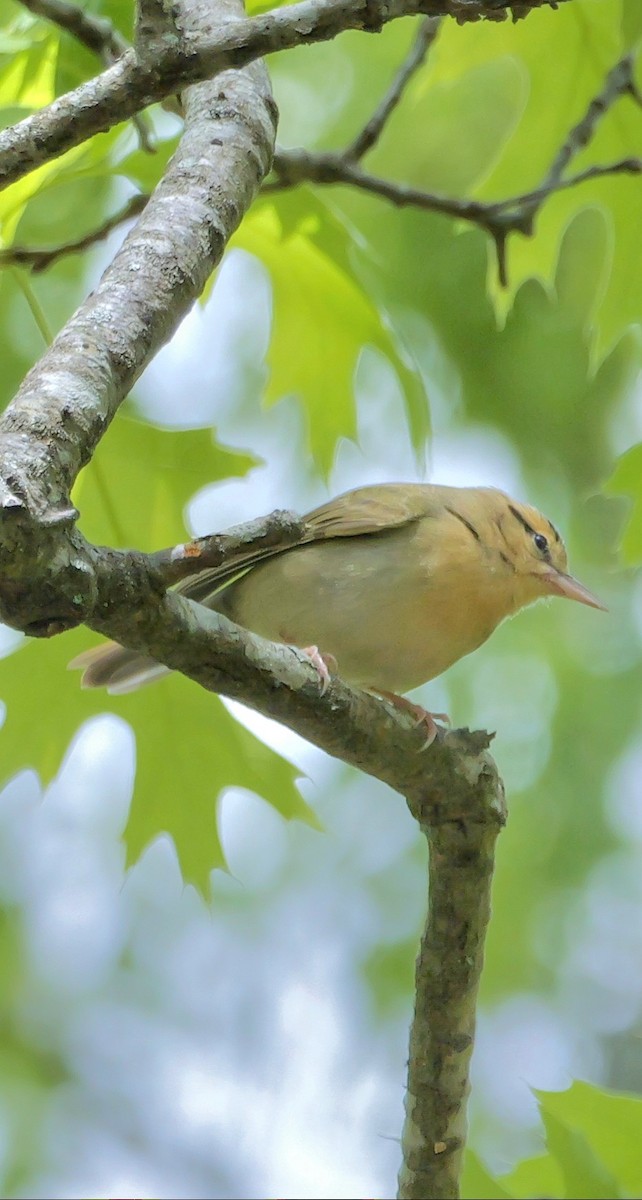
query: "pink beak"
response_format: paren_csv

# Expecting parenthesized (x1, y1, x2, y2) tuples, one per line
(543, 569, 607, 611)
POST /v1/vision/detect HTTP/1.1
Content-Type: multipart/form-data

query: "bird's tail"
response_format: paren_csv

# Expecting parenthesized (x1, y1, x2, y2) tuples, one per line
(68, 642, 171, 694)
(69, 577, 235, 693)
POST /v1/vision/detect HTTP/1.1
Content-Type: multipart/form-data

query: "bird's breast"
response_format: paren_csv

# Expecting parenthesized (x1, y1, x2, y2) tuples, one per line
(224, 523, 511, 694)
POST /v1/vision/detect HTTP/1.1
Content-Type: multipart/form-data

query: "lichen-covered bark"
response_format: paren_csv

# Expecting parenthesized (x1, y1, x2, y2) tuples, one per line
(0, 0, 569, 193)
(0, 0, 276, 634)
(398, 758, 505, 1199)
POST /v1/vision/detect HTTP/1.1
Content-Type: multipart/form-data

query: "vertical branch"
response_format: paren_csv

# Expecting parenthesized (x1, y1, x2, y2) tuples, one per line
(399, 735, 506, 1200)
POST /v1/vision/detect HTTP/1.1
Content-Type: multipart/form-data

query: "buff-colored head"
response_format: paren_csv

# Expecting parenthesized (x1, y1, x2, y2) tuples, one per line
(486, 492, 606, 611)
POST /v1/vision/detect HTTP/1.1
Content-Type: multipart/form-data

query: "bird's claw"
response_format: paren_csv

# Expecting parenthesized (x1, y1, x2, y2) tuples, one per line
(301, 645, 336, 695)
(375, 690, 450, 749)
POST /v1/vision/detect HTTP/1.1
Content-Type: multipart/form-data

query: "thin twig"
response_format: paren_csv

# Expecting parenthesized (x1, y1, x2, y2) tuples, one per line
(0, 0, 573, 195)
(16, 0, 155, 152)
(490, 157, 642, 212)
(18, 0, 129, 58)
(148, 510, 309, 587)
(270, 49, 642, 287)
(346, 16, 442, 160)
(538, 54, 637, 196)
(270, 148, 642, 229)
(0, 194, 150, 272)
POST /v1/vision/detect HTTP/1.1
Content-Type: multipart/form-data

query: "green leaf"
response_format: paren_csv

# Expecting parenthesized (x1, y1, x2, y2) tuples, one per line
(375, 53, 527, 196)
(0, 32, 67, 245)
(0, 28, 57, 109)
(540, 1108, 623, 1199)
(0, 31, 125, 248)
(232, 191, 429, 474)
(0, 417, 317, 895)
(95, 0, 135, 42)
(537, 1082, 642, 1196)
(73, 414, 258, 550)
(246, 0, 293, 12)
(553, 207, 612, 339)
(461, 1151, 515, 1199)
(501, 1152, 563, 1199)
(0, 633, 315, 897)
(622, 0, 642, 47)
(120, 670, 315, 893)
(54, 20, 98, 96)
(603, 440, 642, 565)
(490, 1082, 642, 1200)
(421, 0, 641, 359)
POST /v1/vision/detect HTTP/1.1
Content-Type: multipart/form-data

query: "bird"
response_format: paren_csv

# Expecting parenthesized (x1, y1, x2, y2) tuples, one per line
(70, 483, 605, 736)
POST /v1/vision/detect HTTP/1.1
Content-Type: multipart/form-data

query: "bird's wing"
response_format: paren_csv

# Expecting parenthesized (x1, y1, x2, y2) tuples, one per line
(175, 484, 432, 604)
(304, 483, 433, 537)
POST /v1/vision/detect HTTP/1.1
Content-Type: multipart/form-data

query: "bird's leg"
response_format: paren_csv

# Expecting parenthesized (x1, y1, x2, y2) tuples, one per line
(299, 646, 338, 695)
(374, 689, 450, 748)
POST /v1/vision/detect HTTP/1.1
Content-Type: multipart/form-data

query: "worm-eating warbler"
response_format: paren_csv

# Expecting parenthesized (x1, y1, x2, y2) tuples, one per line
(71, 484, 605, 713)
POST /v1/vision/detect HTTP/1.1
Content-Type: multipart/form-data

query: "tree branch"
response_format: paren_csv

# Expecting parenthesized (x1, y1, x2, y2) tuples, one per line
(0, 194, 150, 272)
(270, 147, 642, 225)
(18, 0, 130, 59)
(345, 15, 442, 160)
(17, 0, 155, 152)
(398, 793, 504, 1199)
(0, 0, 570, 194)
(270, 48, 642, 286)
(8, 12, 635, 286)
(148, 510, 309, 586)
(535, 53, 640, 197)
(0, 0, 277, 635)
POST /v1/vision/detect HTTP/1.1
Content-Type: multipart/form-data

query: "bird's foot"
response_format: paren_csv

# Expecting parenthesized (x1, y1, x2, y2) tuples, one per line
(300, 645, 337, 695)
(376, 690, 450, 748)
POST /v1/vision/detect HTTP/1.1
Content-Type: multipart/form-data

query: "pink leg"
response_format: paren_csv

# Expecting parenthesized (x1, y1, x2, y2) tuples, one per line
(300, 645, 337, 695)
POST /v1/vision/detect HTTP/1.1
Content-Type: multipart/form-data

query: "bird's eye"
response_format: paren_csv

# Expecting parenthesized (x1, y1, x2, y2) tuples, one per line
(533, 532, 548, 553)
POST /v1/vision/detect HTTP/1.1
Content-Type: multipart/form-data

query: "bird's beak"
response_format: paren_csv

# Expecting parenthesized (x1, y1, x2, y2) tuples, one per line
(542, 569, 608, 611)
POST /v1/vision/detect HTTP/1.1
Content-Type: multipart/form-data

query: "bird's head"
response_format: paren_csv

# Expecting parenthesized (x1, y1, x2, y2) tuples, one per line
(493, 494, 606, 612)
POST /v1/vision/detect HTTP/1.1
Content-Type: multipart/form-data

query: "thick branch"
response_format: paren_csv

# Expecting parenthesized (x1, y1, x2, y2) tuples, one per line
(398, 799, 504, 1199)
(0, 0, 277, 633)
(84, 536, 502, 812)
(17, 0, 155, 151)
(0, 0, 570, 193)
(0, 60, 275, 510)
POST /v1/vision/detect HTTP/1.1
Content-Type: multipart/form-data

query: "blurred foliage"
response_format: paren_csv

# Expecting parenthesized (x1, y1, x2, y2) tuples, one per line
(1, 417, 315, 893)
(0, 0, 641, 1192)
(228, 189, 429, 471)
(463, 1082, 642, 1198)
